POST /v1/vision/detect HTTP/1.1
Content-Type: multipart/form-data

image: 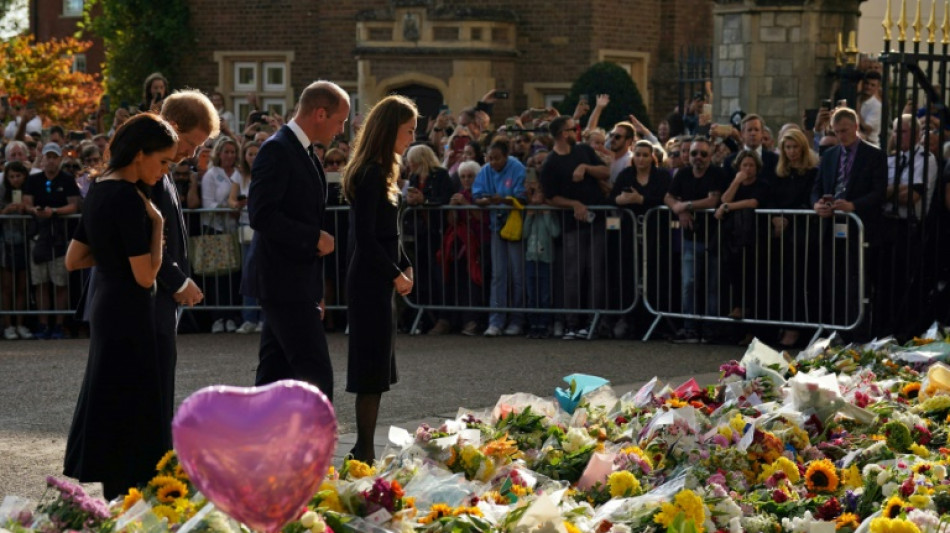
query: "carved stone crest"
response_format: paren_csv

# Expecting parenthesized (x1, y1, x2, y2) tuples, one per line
(403, 13, 420, 41)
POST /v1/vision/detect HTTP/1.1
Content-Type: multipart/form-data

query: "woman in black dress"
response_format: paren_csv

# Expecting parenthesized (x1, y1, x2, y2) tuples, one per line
(342, 95, 416, 463)
(63, 113, 178, 498)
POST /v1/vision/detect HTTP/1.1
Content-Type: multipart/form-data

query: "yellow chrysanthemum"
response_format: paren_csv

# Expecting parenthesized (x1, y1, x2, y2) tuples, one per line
(608, 471, 641, 498)
(122, 488, 143, 511)
(172, 498, 196, 521)
(758, 457, 801, 484)
(653, 489, 706, 533)
(316, 481, 344, 513)
(483, 435, 520, 458)
(869, 517, 922, 533)
(620, 446, 654, 469)
(155, 451, 176, 473)
(909, 443, 930, 458)
(346, 460, 376, 479)
(152, 504, 181, 524)
(419, 504, 454, 525)
(564, 522, 580, 533)
(836, 512, 860, 530)
(729, 413, 747, 435)
(908, 493, 931, 509)
(156, 479, 188, 503)
(804, 459, 839, 493)
(883, 495, 905, 519)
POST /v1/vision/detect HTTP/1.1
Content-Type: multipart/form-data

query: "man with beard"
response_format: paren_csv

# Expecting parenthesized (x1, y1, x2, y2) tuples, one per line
(154, 91, 219, 426)
(539, 115, 609, 340)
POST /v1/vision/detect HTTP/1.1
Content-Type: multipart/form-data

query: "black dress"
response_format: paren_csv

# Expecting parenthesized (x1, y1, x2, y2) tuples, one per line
(346, 164, 411, 393)
(64, 180, 168, 490)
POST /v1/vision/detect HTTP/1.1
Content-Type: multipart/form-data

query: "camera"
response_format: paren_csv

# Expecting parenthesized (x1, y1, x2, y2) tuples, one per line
(69, 131, 85, 142)
(237, 194, 247, 201)
(494, 90, 509, 99)
(820, 99, 832, 111)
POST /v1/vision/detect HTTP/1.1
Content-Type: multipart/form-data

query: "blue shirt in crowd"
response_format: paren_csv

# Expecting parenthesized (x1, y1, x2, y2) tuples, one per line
(472, 156, 527, 231)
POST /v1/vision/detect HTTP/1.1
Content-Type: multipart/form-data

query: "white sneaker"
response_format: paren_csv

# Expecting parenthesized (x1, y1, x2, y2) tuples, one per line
(503, 324, 523, 336)
(16, 326, 32, 340)
(3, 326, 16, 340)
(211, 319, 225, 334)
(236, 321, 257, 334)
(225, 319, 238, 333)
(255, 322, 264, 333)
(483, 325, 502, 337)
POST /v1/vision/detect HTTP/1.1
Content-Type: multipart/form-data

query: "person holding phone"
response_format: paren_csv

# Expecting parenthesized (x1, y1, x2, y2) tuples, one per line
(139, 72, 169, 113)
(810, 107, 886, 338)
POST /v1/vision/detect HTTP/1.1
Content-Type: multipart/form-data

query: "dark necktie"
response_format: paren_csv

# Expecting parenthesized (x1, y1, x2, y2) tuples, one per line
(307, 145, 320, 169)
(835, 145, 852, 199)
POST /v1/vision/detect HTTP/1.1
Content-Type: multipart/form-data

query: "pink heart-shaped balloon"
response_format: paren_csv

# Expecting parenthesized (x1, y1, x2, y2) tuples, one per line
(173, 380, 336, 533)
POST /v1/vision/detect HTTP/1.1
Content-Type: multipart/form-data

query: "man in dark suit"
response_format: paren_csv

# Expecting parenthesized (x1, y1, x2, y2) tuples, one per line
(723, 114, 778, 186)
(154, 90, 220, 426)
(810, 107, 886, 336)
(242, 81, 348, 401)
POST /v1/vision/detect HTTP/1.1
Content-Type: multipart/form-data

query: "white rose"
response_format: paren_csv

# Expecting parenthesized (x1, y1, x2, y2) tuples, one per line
(882, 482, 898, 497)
(877, 470, 891, 486)
(300, 511, 317, 529)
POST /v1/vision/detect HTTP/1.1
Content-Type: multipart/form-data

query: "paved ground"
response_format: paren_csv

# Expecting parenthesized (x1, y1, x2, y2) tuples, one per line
(0, 331, 742, 501)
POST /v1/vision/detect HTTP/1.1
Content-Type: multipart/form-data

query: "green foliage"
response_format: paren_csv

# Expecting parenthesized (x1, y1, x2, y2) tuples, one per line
(558, 61, 651, 131)
(78, 0, 193, 106)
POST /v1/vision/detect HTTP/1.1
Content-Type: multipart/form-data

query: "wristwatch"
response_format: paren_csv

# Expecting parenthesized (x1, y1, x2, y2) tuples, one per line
(51, 207, 57, 215)
(686, 201, 693, 212)
(722, 203, 730, 213)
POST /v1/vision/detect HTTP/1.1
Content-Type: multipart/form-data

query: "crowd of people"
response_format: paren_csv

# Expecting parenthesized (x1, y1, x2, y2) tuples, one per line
(1, 65, 949, 347)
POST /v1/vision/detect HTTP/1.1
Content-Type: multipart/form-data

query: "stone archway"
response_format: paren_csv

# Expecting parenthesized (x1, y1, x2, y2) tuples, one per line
(389, 84, 444, 137)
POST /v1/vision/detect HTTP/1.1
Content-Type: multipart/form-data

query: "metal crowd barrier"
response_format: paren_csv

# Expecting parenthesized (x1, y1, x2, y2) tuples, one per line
(398, 204, 640, 339)
(639, 207, 867, 343)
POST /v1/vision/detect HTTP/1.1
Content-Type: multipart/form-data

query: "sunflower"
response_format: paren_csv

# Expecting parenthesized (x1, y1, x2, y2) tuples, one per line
(156, 479, 188, 503)
(155, 451, 176, 473)
(902, 382, 922, 399)
(173, 463, 190, 481)
(419, 504, 453, 524)
(836, 512, 860, 530)
(149, 475, 180, 488)
(122, 488, 143, 511)
(804, 459, 840, 493)
(883, 495, 905, 519)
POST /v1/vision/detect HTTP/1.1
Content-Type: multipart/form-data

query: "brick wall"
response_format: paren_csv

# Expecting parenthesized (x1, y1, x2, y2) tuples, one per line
(31, 0, 105, 77)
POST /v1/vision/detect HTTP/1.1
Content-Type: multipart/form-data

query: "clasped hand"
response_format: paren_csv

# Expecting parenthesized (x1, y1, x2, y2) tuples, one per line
(394, 267, 413, 296)
(317, 230, 334, 256)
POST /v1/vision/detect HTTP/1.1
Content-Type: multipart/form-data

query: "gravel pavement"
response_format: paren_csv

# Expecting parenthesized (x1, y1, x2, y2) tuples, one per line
(0, 331, 743, 501)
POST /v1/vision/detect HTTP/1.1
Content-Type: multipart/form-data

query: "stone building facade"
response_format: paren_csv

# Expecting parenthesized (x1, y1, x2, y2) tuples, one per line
(32, 0, 715, 127)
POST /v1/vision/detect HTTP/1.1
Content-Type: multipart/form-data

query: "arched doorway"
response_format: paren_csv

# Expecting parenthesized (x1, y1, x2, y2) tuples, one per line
(390, 84, 443, 139)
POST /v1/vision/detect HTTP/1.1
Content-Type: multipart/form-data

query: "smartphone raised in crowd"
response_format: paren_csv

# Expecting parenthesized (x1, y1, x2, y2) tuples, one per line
(494, 90, 509, 99)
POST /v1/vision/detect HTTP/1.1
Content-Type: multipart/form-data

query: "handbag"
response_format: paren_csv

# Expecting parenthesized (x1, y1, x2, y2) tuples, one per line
(189, 232, 241, 276)
(499, 197, 524, 241)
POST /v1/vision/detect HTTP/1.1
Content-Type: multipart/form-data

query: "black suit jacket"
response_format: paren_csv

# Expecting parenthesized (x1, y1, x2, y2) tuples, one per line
(241, 125, 326, 303)
(723, 148, 779, 187)
(810, 140, 887, 242)
(153, 174, 189, 294)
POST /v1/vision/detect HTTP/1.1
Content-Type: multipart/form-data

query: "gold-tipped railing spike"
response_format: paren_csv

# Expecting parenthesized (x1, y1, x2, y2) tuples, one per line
(943, 0, 949, 43)
(913, 0, 923, 41)
(846, 30, 860, 63)
(836, 32, 845, 66)
(928, 0, 938, 42)
(899, 0, 908, 41)
(884, 0, 894, 41)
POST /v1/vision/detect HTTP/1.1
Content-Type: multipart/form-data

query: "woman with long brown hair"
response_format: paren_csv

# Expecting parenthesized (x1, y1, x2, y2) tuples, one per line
(342, 95, 416, 462)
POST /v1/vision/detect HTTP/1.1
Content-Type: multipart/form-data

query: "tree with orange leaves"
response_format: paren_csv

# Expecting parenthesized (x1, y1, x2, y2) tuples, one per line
(0, 35, 103, 129)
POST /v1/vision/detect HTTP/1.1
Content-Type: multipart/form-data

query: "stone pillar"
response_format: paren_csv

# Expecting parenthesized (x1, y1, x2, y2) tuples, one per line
(713, 0, 864, 131)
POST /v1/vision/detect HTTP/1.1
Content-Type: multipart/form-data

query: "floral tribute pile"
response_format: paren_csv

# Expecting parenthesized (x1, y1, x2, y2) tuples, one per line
(10, 330, 950, 533)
